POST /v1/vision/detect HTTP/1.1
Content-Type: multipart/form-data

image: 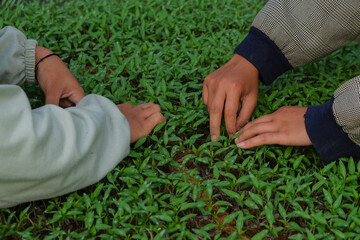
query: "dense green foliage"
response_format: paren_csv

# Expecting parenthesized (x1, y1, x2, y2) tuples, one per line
(1, 0, 360, 239)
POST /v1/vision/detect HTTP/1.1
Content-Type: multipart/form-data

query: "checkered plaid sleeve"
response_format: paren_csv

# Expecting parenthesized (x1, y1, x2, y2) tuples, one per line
(333, 76, 360, 145)
(252, 0, 360, 68)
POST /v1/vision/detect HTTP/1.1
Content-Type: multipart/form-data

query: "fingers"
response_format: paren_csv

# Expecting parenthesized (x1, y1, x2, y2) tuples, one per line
(59, 99, 74, 108)
(235, 117, 284, 148)
(140, 102, 156, 109)
(235, 106, 312, 148)
(68, 90, 85, 105)
(236, 94, 258, 130)
(237, 132, 281, 149)
(145, 111, 166, 131)
(202, 83, 208, 105)
(235, 120, 274, 144)
(238, 114, 273, 133)
(208, 90, 225, 141)
(224, 92, 240, 137)
(141, 103, 161, 118)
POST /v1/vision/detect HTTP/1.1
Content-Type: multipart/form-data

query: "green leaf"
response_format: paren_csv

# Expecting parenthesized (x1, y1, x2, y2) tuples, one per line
(163, 130, 169, 145)
(180, 201, 206, 211)
(305, 229, 315, 240)
(134, 136, 147, 149)
(251, 229, 269, 240)
(93, 183, 104, 198)
(293, 155, 303, 169)
(223, 212, 239, 225)
(333, 194, 343, 209)
(249, 173, 259, 189)
(236, 211, 244, 232)
(180, 213, 197, 222)
(213, 166, 219, 179)
(289, 221, 305, 232)
(312, 180, 325, 192)
(338, 160, 347, 179)
(249, 192, 263, 207)
(348, 157, 355, 175)
(222, 189, 242, 202)
(311, 211, 327, 225)
(264, 204, 275, 227)
(244, 199, 258, 209)
(151, 214, 172, 223)
(84, 211, 94, 229)
(284, 146, 293, 158)
(323, 188, 333, 205)
(278, 203, 287, 219)
(331, 229, 346, 239)
(201, 223, 216, 231)
(152, 121, 166, 133)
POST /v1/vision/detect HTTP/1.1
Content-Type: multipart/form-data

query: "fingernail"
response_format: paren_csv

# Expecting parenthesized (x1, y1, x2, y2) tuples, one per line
(236, 142, 245, 148)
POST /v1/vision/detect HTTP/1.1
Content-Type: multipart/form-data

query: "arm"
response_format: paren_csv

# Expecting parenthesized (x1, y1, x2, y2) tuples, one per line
(0, 88, 131, 208)
(0, 26, 165, 207)
(204, 0, 360, 140)
(0, 86, 165, 208)
(0, 26, 85, 107)
(235, 0, 360, 84)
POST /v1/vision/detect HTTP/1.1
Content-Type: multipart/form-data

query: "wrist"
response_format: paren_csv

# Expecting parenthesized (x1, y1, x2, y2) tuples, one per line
(35, 46, 53, 64)
(232, 54, 259, 81)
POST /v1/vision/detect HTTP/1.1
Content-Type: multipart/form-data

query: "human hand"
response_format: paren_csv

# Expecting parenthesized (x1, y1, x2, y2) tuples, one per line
(117, 102, 166, 143)
(202, 54, 259, 141)
(35, 46, 85, 107)
(235, 106, 312, 148)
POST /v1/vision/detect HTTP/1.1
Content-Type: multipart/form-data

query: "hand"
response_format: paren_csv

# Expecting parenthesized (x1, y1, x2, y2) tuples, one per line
(35, 46, 85, 107)
(117, 102, 166, 143)
(235, 106, 312, 148)
(202, 54, 259, 141)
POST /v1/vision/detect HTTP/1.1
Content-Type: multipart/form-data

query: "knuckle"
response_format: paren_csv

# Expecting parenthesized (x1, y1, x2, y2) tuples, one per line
(204, 75, 213, 83)
(153, 104, 161, 111)
(278, 106, 288, 112)
(224, 109, 236, 118)
(258, 134, 269, 142)
(209, 105, 222, 114)
(209, 126, 219, 134)
(227, 80, 239, 89)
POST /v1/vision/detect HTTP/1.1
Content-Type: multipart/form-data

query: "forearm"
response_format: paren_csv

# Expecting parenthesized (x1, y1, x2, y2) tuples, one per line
(0, 86, 130, 208)
(235, 0, 360, 84)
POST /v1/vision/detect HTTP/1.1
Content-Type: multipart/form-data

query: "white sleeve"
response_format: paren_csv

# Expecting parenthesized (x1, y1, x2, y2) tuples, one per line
(0, 86, 130, 208)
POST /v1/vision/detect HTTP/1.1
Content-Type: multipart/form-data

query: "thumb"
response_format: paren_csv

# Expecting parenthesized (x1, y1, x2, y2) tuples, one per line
(68, 91, 85, 105)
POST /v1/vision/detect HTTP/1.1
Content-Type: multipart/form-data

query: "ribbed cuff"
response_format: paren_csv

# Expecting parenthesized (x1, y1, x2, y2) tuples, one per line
(24, 39, 37, 83)
(305, 98, 360, 163)
(234, 27, 292, 85)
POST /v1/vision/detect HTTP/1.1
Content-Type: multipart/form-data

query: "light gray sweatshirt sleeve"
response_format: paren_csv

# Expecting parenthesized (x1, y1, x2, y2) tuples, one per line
(0, 88, 131, 208)
(0, 26, 131, 208)
(0, 26, 37, 84)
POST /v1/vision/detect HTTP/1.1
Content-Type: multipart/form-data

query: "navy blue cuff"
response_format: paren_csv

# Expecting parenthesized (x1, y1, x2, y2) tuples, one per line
(234, 27, 293, 85)
(305, 98, 360, 163)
